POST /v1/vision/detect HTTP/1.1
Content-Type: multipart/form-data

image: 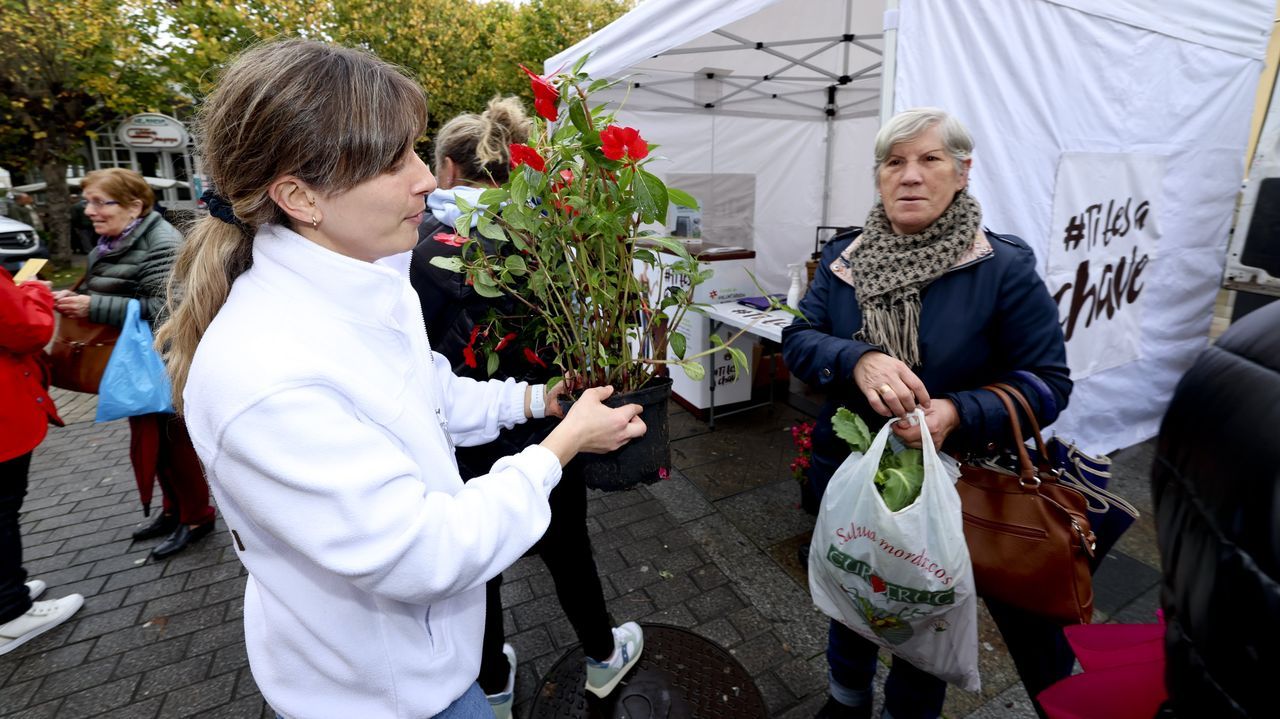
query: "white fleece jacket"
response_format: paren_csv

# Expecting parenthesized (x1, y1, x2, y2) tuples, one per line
(182, 224, 561, 719)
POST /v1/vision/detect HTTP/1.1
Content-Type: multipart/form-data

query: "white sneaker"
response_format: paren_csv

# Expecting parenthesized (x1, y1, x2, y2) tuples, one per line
(584, 622, 644, 699)
(0, 595, 84, 656)
(486, 643, 516, 719)
(24, 579, 46, 600)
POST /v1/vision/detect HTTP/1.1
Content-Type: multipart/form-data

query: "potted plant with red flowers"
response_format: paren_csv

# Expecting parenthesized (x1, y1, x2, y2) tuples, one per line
(432, 58, 751, 489)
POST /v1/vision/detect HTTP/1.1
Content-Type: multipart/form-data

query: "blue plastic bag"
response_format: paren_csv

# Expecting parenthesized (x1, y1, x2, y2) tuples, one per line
(96, 299, 174, 422)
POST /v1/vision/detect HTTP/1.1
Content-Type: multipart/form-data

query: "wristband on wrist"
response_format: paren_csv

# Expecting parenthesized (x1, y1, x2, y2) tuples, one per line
(529, 384, 547, 419)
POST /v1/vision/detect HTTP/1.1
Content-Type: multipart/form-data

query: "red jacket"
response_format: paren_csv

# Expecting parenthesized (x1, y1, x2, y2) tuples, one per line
(0, 268, 62, 462)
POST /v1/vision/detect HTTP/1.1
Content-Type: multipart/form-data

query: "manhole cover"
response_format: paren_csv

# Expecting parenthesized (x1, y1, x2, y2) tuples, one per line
(529, 623, 767, 719)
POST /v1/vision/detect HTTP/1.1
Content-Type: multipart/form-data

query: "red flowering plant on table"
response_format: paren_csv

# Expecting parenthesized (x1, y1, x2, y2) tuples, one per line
(432, 57, 752, 396)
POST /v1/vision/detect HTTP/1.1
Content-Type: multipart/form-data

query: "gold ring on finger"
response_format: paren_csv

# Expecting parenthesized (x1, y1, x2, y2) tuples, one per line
(878, 384, 893, 396)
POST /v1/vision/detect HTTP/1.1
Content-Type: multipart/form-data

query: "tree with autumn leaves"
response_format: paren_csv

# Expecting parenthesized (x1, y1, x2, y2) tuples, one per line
(0, 0, 174, 264)
(0, 0, 630, 266)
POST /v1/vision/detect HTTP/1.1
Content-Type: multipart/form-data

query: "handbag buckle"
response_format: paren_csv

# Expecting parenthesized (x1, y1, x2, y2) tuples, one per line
(1019, 474, 1042, 488)
(1072, 518, 1098, 557)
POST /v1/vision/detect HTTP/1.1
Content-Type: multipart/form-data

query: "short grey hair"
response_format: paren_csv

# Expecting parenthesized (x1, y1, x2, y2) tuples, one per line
(873, 107, 974, 176)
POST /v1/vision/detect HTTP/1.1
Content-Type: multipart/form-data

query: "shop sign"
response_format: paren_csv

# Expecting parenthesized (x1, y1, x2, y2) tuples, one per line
(117, 113, 188, 149)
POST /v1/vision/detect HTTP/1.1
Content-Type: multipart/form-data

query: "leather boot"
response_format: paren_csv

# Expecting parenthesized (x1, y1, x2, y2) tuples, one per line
(151, 521, 215, 560)
(131, 513, 179, 541)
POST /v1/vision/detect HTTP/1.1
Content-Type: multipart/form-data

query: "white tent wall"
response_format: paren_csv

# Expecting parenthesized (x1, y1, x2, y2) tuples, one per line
(896, 0, 1270, 454)
(613, 109, 878, 290)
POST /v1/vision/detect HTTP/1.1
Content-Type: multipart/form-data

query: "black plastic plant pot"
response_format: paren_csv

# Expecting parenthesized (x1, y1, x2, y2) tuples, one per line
(559, 376, 672, 492)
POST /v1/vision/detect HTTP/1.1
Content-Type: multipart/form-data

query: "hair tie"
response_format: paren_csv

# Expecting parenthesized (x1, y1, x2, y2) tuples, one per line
(202, 189, 245, 227)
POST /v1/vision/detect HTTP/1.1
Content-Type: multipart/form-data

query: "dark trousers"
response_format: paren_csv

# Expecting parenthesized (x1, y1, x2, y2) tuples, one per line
(129, 414, 214, 525)
(829, 597, 1075, 719)
(0, 453, 33, 624)
(476, 461, 614, 694)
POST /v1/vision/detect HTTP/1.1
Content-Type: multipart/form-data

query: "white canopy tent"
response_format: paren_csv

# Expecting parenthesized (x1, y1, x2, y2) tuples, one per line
(548, 0, 890, 293)
(551, 0, 1275, 453)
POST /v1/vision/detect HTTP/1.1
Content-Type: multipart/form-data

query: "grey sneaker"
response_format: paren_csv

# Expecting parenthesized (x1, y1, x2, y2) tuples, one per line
(486, 643, 516, 719)
(584, 622, 644, 699)
(0, 595, 84, 656)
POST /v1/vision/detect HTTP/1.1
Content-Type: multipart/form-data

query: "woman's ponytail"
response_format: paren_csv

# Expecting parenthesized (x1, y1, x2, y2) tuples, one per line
(156, 216, 253, 414)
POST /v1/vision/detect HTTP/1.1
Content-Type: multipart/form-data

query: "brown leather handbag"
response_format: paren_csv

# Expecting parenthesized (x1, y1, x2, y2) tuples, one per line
(955, 383, 1096, 624)
(49, 302, 120, 395)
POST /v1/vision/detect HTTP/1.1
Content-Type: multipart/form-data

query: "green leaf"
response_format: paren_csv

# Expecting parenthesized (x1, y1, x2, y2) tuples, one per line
(667, 187, 699, 210)
(504, 255, 528, 275)
(477, 215, 506, 241)
(895, 448, 924, 470)
(832, 408, 871, 453)
(486, 351, 500, 377)
(634, 169, 669, 224)
(568, 98, 597, 141)
(472, 273, 504, 299)
(478, 188, 509, 206)
(670, 331, 686, 359)
(677, 360, 705, 382)
(428, 256, 464, 273)
(877, 467, 922, 512)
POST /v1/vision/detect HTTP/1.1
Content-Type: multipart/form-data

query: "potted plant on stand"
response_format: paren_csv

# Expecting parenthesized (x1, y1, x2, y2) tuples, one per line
(431, 58, 751, 490)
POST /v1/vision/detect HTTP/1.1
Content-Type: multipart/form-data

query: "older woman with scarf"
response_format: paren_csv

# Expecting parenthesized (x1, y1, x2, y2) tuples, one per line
(782, 108, 1073, 719)
(51, 168, 215, 560)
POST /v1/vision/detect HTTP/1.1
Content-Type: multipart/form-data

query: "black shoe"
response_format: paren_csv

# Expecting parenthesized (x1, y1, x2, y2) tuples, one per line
(150, 521, 215, 560)
(815, 696, 872, 719)
(131, 513, 179, 541)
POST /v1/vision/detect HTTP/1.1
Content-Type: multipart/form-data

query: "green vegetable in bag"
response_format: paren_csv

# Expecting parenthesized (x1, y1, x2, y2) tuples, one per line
(832, 408, 924, 511)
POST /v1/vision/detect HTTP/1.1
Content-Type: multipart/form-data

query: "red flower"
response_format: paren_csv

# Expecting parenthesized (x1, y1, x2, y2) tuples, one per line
(523, 347, 548, 368)
(520, 64, 560, 121)
(658, 467, 670, 480)
(462, 326, 481, 368)
(600, 125, 649, 162)
(551, 168, 574, 192)
(494, 332, 517, 351)
(509, 144, 546, 172)
(432, 232, 467, 247)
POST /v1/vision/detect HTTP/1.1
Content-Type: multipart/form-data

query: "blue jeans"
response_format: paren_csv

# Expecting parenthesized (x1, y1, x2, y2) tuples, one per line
(274, 682, 490, 719)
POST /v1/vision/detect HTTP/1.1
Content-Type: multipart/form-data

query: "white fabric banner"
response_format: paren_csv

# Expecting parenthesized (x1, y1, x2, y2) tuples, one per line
(1047, 153, 1164, 379)
(896, 0, 1267, 453)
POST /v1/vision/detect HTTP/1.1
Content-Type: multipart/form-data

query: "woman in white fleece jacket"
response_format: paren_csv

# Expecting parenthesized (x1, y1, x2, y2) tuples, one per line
(154, 40, 646, 719)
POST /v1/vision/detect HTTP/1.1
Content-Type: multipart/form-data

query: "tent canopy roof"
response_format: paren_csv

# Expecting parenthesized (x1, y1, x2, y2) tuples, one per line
(547, 0, 884, 121)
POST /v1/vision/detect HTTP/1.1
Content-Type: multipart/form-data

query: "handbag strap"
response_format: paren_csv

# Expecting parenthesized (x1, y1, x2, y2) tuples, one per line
(991, 384, 1140, 519)
(983, 384, 1038, 483)
(990, 382, 1051, 463)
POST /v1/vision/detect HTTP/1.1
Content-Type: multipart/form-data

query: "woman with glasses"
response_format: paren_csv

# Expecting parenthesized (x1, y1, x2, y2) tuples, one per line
(52, 168, 216, 560)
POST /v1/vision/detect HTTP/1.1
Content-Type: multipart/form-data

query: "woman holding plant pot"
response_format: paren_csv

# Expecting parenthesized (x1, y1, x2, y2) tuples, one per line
(157, 41, 646, 719)
(782, 108, 1072, 719)
(411, 97, 644, 718)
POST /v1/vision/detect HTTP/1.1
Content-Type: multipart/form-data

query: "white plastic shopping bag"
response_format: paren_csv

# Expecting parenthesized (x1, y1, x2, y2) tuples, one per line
(808, 408, 980, 691)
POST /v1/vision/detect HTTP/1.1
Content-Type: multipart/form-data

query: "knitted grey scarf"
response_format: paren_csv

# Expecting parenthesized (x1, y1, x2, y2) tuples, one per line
(851, 191, 982, 367)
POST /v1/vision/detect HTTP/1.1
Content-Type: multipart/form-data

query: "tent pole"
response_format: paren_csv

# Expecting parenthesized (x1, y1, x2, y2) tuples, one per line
(880, 0, 900, 123)
(822, 87, 836, 226)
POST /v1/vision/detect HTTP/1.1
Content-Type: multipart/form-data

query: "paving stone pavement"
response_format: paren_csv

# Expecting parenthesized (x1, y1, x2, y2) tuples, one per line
(1, 388, 1160, 718)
